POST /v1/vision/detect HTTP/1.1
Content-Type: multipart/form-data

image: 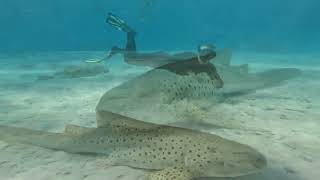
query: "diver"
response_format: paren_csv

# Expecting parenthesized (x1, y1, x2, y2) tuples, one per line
(105, 13, 224, 88)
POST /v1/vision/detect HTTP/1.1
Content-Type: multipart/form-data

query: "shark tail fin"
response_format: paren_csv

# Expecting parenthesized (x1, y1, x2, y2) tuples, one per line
(0, 125, 68, 150)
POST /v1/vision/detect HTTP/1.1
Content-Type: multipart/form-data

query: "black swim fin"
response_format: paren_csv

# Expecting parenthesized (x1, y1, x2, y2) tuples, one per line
(106, 13, 135, 33)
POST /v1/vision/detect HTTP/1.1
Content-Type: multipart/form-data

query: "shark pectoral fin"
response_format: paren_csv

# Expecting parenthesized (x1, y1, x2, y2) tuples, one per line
(64, 124, 95, 136)
(212, 48, 232, 66)
(147, 166, 192, 180)
(96, 110, 161, 131)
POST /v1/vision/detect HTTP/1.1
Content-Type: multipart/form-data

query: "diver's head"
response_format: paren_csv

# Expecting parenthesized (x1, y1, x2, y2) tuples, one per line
(197, 44, 216, 64)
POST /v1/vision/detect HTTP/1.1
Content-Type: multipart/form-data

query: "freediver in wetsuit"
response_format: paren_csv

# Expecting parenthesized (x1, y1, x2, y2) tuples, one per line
(106, 13, 224, 88)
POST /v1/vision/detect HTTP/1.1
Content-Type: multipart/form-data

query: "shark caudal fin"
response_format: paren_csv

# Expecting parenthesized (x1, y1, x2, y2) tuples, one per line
(0, 125, 69, 151)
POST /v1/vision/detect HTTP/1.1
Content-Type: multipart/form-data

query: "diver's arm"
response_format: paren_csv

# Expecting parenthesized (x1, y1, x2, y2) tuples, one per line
(207, 63, 224, 88)
(172, 52, 198, 61)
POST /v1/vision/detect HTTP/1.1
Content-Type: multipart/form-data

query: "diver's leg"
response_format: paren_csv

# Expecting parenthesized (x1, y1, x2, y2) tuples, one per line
(107, 13, 137, 53)
(207, 64, 224, 88)
(125, 31, 137, 52)
(106, 32, 136, 59)
(106, 46, 125, 59)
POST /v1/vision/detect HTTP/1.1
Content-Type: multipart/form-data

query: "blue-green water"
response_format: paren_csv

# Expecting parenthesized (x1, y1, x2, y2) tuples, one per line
(1, 0, 319, 52)
(0, 1, 319, 180)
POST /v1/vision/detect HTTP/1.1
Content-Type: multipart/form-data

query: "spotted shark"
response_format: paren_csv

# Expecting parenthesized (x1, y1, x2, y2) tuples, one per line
(95, 49, 301, 127)
(0, 110, 266, 180)
(99, 49, 301, 104)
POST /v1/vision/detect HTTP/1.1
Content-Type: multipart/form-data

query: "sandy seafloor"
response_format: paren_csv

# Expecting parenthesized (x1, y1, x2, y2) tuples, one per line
(0, 51, 319, 180)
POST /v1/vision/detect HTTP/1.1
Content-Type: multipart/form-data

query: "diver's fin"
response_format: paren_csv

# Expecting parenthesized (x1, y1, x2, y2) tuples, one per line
(147, 166, 192, 180)
(106, 13, 134, 33)
(85, 46, 125, 63)
(84, 58, 104, 63)
(107, 13, 125, 25)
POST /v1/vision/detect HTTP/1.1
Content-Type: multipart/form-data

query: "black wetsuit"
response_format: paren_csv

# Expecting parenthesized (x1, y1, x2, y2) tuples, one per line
(111, 31, 224, 88)
(110, 32, 193, 67)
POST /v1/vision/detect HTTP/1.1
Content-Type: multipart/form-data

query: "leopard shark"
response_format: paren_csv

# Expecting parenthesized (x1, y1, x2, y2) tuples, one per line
(95, 49, 301, 127)
(0, 110, 266, 180)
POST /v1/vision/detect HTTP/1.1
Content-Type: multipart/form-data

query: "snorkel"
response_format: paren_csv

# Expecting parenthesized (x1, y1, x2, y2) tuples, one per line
(197, 44, 216, 64)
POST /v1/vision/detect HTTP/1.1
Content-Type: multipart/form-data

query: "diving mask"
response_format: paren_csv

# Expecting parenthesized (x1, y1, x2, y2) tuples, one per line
(197, 44, 216, 64)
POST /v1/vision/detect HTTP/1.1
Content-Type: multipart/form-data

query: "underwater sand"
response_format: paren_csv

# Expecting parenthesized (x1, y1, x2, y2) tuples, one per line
(0, 51, 319, 180)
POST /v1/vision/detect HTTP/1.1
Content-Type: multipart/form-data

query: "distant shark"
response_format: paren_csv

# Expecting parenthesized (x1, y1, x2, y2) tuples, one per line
(0, 110, 266, 180)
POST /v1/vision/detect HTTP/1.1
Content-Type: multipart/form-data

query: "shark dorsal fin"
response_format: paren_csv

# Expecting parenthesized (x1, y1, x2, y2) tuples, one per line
(213, 48, 232, 66)
(96, 110, 161, 132)
(64, 124, 94, 136)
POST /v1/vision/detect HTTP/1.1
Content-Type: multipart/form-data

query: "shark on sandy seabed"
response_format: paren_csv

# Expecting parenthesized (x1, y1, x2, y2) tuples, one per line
(0, 110, 266, 180)
(95, 49, 302, 128)
(98, 49, 302, 105)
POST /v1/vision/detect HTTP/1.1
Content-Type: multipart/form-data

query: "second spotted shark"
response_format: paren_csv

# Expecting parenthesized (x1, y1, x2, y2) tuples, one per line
(0, 110, 266, 180)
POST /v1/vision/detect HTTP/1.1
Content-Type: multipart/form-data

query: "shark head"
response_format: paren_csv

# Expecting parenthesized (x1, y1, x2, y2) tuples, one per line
(185, 135, 267, 178)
